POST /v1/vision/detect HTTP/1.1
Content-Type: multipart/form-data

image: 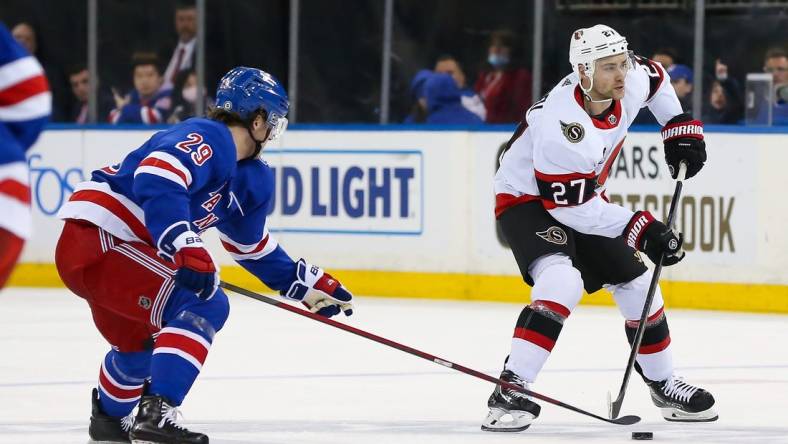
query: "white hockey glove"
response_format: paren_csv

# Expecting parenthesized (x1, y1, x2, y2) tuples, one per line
(282, 259, 354, 317)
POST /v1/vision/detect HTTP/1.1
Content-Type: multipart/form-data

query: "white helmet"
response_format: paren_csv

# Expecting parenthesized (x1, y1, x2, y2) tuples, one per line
(569, 25, 629, 97)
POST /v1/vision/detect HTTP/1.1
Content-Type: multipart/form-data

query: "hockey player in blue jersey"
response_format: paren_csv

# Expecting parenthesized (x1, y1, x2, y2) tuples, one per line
(56, 67, 354, 443)
(0, 22, 51, 289)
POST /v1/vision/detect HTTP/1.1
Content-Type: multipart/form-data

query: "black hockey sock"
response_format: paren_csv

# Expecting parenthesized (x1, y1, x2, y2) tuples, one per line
(513, 300, 570, 352)
(625, 307, 671, 355)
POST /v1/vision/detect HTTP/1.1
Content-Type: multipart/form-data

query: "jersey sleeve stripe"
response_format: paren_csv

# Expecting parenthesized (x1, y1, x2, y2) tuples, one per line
(145, 151, 193, 184)
(0, 192, 32, 239)
(221, 234, 270, 255)
(0, 178, 30, 204)
(0, 92, 52, 121)
(0, 74, 49, 106)
(135, 164, 188, 189)
(0, 56, 44, 90)
(135, 153, 193, 189)
(219, 230, 278, 261)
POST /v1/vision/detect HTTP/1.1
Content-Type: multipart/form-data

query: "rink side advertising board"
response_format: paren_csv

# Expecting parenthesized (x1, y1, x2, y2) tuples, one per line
(10, 127, 788, 314)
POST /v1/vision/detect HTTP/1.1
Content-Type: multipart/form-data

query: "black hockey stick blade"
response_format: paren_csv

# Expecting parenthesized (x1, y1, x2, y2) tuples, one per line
(610, 415, 641, 425)
(220, 281, 641, 426)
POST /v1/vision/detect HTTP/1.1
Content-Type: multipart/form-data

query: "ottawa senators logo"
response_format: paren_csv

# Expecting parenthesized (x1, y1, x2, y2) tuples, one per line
(560, 121, 585, 143)
(536, 226, 568, 245)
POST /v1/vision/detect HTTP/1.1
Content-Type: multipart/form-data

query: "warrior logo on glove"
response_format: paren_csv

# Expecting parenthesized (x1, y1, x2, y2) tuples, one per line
(661, 112, 707, 180)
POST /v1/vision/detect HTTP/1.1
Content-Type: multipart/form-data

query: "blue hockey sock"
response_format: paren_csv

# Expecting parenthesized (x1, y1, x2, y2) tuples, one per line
(97, 350, 150, 417)
(149, 311, 215, 405)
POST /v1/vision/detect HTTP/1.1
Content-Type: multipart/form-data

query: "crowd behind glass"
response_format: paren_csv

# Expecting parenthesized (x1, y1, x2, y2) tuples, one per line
(3, 0, 787, 126)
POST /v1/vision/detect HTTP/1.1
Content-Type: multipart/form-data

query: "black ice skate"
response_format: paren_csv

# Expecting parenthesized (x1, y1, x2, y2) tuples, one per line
(645, 374, 718, 422)
(88, 388, 134, 443)
(128, 394, 208, 444)
(481, 369, 541, 432)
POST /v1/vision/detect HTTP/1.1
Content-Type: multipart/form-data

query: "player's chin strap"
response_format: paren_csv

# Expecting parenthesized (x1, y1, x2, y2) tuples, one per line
(580, 73, 613, 104)
(246, 125, 265, 158)
(244, 111, 270, 159)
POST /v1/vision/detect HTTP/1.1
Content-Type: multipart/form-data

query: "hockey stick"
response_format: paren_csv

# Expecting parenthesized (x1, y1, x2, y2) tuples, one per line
(220, 281, 640, 425)
(607, 161, 688, 419)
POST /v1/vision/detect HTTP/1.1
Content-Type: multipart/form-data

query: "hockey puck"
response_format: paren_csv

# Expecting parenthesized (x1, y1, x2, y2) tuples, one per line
(631, 432, 653, 440)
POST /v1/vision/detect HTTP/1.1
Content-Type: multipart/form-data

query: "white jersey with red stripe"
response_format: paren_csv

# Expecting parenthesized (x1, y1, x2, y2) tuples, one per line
(0, 22, 51, 240)
(494, 55, 682, 238)
(58, 117, 298, 292)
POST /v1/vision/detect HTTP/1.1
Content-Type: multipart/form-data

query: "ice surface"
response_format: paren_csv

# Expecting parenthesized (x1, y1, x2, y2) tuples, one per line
(2, 288, 787, 443)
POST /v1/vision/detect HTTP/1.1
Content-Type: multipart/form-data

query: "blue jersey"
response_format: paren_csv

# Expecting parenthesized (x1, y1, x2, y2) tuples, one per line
(0, 21, 51, 239)
(109, 87, 173, 124)
(58, 118, 297, 291)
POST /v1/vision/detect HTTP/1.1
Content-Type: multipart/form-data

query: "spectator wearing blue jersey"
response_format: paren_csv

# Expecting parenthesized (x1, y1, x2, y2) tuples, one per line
(423, 72, 484, 125)
(405, 55, 485, 125)
(434, 55, 486, 122)
(109, 53, 172, 124)
(404, 69, 432, 123)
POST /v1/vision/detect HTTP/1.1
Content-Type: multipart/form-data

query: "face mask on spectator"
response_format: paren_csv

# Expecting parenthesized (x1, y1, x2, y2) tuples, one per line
(488, 53, 509, 68)
(182, 85, 197, 104)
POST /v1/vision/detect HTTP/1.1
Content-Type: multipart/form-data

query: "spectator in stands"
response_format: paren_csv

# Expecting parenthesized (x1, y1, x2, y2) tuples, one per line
(763, 47, 788, 125)
(162, 1, 198, 91)
(167, 70, 213, 123)
(651, 48, 677, 70)
(404, 69, 431, 123)
(433, 55, 486, 122)
(474, 30, 532, 123)
(108, 53, 172, 124)
(12, 21, 68, 121)
(668, 64, 693, 113)
(423, 72, 483, 125)
(10, 22, 36, 54)
(66, 64, 113, 124)
(703, 59, 743, 124)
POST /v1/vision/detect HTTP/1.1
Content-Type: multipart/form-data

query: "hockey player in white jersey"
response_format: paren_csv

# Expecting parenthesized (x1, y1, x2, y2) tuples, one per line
(483, 25, 714, 432)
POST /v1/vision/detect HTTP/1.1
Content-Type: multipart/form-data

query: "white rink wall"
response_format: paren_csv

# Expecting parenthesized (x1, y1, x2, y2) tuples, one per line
(23, 126, 787, 286)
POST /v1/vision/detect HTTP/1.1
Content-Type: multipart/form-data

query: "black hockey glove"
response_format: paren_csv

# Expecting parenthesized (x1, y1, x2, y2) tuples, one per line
(624, 211, 685, 266)
(661, 112, 706, 180)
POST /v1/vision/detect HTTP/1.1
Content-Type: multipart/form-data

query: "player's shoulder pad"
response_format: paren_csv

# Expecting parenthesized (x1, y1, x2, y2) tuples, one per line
(231, 158, 276, 209)
(530, 87, 604, 175)
(152, 118, 236, 168)
(526, 74, 577, 123)
(629, 55, 666, 102)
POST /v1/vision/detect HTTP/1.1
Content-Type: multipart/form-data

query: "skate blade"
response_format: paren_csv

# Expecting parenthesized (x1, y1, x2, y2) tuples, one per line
(661, 406, 719, 422)
(88, 439, 130, 444)
(481, 407, 535, 432)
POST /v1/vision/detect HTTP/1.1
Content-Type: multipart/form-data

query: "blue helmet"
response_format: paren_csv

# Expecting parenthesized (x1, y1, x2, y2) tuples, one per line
(215, 67, 289, 140)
